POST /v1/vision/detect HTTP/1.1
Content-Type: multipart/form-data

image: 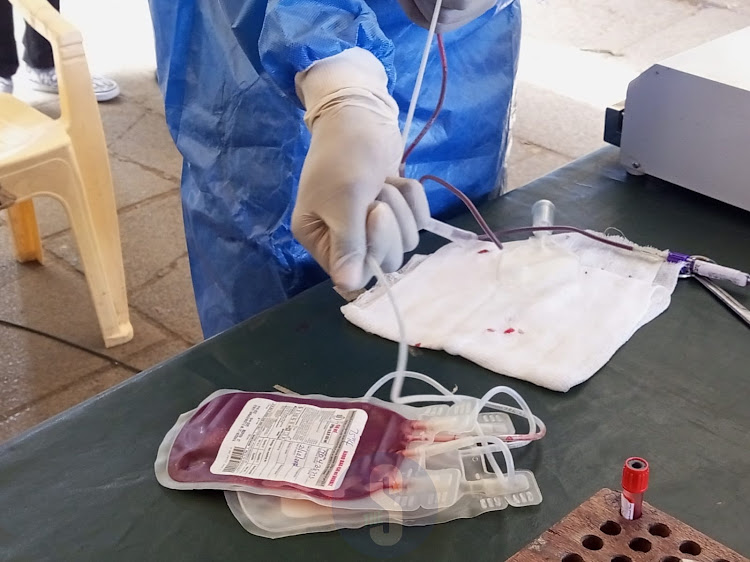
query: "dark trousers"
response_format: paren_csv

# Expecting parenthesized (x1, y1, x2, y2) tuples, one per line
(0, 0, 59, 79)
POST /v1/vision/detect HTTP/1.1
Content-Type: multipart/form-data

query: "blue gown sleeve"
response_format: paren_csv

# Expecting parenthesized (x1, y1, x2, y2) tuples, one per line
(219, 0, 396, 103)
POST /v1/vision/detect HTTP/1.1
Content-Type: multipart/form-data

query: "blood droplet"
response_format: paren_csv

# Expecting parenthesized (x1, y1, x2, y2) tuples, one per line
(504, 328, 515, 334)
(477, 249, 490, 254)
(414, 343, 422, 348)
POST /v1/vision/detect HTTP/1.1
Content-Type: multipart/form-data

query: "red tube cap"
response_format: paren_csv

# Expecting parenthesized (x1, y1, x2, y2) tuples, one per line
(622, 457, 649, 493)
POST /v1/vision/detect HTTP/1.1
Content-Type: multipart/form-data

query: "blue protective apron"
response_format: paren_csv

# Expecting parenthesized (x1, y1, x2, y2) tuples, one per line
(148, 0, 521, 337)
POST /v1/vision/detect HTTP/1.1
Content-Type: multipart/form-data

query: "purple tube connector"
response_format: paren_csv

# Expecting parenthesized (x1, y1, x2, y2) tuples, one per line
(667, 251, 690, 264)
(667, 251, 692, 275)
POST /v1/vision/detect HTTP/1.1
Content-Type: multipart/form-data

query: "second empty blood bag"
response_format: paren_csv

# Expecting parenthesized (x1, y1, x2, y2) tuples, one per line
(224, 448, 542, 538)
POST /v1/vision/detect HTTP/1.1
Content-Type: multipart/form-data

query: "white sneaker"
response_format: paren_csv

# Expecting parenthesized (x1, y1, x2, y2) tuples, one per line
(27, 67, 120, 102)
(0, 77, 12, 94)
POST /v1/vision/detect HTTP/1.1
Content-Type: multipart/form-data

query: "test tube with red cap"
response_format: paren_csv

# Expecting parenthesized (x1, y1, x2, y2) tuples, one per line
(621, 457, 649, 520)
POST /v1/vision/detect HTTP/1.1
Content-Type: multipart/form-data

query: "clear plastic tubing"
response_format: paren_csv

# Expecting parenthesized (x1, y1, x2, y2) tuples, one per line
(401, 0, 443, 151)
(531, 200, 555, 237)
(424, 218, 479, 243)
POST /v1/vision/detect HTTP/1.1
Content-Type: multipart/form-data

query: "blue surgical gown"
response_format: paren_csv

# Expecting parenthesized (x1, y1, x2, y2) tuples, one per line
(148, 0, 521, 337)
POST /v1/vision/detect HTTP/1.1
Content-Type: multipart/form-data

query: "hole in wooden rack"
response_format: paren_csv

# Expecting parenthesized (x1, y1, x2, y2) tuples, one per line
(600, 520, 622, 536)
(628, 537, 652, 553)
(611, 556, 632, 562)
(660, 557, 681, 562)
(679, 540, 702, 556)
(560, 554, 584, 562)
(582, 535, 604, 550)
(648, 523, 671, 537)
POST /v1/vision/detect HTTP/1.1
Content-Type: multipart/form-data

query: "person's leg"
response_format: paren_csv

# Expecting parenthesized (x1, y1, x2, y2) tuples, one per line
(22, 0, 58, 70)
(18, 0, 120, 102)
(0, 0, 19, 81)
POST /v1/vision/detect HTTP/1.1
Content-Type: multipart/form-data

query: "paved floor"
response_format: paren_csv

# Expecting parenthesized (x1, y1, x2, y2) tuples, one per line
(1, 0, 749, 442)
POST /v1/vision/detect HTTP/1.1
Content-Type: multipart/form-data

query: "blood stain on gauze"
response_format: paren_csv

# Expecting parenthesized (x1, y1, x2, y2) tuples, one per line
(167, 392, 412, 500)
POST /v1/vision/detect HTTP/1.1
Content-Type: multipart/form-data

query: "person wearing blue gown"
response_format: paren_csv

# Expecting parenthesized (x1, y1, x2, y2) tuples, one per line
(148, 0, 520, 337)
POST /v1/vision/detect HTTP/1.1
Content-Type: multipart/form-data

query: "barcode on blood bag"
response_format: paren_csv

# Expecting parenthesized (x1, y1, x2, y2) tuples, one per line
(222, 446, 246, 473)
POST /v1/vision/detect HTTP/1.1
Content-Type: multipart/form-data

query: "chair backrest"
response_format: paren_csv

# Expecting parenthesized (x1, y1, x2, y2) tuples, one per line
(9, 0, 114, 198)
(9, 0, 101, 133)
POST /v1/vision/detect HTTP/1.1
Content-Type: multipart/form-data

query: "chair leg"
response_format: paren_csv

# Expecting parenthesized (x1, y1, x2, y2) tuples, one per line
(61, 161, 133, 348)
(7, 200, 44, 264)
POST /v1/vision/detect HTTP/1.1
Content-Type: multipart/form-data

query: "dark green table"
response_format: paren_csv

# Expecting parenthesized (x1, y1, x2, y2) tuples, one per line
(1, 147, 748, 561)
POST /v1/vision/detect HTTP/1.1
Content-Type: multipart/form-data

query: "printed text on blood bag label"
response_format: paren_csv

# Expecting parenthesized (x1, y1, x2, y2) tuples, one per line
(209, 398, 368, 490)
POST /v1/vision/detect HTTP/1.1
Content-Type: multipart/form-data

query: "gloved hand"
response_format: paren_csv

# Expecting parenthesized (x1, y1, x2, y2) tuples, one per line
(397, 0, 498, 33)
(293, 48, 430, 291)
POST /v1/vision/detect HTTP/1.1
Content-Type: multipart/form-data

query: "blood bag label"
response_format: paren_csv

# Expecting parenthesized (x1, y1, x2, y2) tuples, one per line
(209, 398, 368, 490)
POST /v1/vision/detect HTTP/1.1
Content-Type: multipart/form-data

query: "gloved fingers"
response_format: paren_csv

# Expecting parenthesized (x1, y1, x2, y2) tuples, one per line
(400, 0, 497, 32)
(441, 0, 472, 8)
(366, 201, 405, 275)
(432, 0, 493, 11)
(328, 224, 369, 292)
(376, 183, 420, 253)
(292, 206, 369, 291)
(291, 212, 335, 273)
(385, 177, 431, 231)
(396, 0, 430, 29)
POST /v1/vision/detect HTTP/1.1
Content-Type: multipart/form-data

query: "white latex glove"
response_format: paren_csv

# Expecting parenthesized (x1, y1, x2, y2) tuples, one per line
(293, 48, 430, 291)
(397, 0, 498, 32)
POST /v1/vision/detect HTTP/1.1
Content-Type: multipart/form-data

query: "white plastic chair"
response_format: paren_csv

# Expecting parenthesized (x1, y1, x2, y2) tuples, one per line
(0, 0, 133, 347)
